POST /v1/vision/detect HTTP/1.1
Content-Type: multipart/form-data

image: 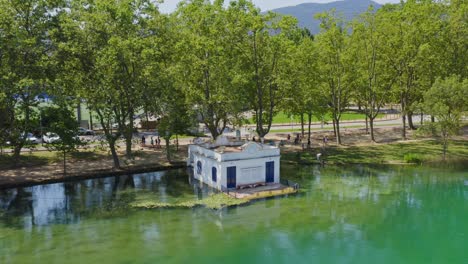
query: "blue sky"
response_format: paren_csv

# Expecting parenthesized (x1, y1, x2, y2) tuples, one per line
(159, 0, 402, 13)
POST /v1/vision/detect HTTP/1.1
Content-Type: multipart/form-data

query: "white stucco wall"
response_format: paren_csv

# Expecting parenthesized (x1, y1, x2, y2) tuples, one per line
(193, 154, 224, 190)
(220, 156, 280, 187)
(192, 149, 280, 190)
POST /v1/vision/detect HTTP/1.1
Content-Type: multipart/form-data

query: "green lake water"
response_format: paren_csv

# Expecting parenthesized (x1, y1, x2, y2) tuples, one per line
(0, 164, 467, 263)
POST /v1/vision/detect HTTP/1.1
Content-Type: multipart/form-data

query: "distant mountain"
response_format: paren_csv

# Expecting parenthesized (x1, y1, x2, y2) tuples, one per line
(271, 0, 382, 35)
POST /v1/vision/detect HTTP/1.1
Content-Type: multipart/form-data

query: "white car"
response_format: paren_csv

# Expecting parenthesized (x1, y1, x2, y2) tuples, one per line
(78, 127, 95, 135)
(5, 133, 39, 145)
(23, 133, 40, 144)
(43, 132, 60, 143)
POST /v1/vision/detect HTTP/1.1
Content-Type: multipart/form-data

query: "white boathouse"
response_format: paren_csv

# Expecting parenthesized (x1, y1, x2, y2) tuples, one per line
(187, 137, 280, 190)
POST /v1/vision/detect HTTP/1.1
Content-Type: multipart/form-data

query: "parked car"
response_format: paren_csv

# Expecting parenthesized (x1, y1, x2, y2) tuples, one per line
(23, 133, 40, 144)
(78, 127, 95, 136)
(5, 132, 40, 145)
(43, 132, 60, 143)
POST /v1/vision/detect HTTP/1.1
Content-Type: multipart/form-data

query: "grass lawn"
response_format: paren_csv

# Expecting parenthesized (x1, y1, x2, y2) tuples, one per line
(282, 139, 468, 166)
(269, 124, 392, 134)
(250, 111, 385, 124)
(0, 149, 108, 170)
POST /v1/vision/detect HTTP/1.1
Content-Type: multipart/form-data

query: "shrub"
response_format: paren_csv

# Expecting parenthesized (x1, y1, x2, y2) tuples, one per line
(403, 153, 425, 164)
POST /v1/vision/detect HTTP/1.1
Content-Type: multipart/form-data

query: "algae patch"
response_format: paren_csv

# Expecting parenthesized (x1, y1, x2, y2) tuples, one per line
(130, 193, 249, 210)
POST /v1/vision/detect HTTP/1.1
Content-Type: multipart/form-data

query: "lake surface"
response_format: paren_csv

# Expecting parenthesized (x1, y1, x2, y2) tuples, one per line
(0, 164, 467, 264)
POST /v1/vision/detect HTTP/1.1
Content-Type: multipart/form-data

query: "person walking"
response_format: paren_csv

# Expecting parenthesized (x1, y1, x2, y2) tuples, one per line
(150, 137, 154, 148)
(141, 135, 146, 146)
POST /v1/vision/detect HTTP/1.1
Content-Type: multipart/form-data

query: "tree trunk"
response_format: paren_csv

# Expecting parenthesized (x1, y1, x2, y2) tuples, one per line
(77, 102, 82, 124)
(63, 150, 66, 176)
(335, 118, 342, 145)
(13, 144, 23, 167)
(420, 112, 423, 125)
(125, 137, 132, 160)
(401, 92, 407, 140)
(307, 113, 312, 145)
(207, 126, 220, 140)
(332, 118, 337, 137)
(365, 115, 369, 134)
(442, 130, 448, 161)
(96, 110, 120, 169)
(370, 117, 375, 142)
(431, 116, 435, 123)
(402, 114, 407, 140)
(407, 112, 416, 130)
(13, 102, 30, 167)
(89, 110, 94, 130)
(109, 141, 120, 169)
(125, 110, 135, 160)
(300, 113, 305, 137)
(165, 138, 171, 162)
(176, 134, 179, 151)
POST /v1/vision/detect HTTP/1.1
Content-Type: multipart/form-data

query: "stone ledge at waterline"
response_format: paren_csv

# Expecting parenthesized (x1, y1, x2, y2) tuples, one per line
(130, 189, 299, 210)
(0, 162, 186, 190)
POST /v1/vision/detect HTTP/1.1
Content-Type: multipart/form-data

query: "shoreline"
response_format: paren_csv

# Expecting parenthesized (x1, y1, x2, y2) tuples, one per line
(0, 162, 186, 191)
(1, 126, 466, 190)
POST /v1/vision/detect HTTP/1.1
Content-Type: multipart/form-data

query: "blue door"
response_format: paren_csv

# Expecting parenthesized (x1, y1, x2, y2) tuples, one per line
(227, 166, 236, 189)
(266, 161, 274, 183)
(212, 167, 217, 182)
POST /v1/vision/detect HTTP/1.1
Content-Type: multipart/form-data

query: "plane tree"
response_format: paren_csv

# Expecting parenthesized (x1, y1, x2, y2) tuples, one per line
(228, 1, 297, 141)
(315, 11, 354, 145)
(0, 0, 60, 165)
(350, 8, 396, 142)
(422, 76, 467, 160)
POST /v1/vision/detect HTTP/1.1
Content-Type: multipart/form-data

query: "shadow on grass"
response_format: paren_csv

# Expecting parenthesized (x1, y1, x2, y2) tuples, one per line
(70, 151, 107, 161)
(282, 139, 468, 165)
(0, 154, 50, 170)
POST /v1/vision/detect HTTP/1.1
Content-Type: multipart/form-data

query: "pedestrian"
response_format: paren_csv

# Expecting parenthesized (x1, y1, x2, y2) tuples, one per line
(252, 136, 256, 142)
(287, 134, 291, 141)
(157, 136, 161, 148)
(141, 135, 146, 146)
(151, 137, 154, 148)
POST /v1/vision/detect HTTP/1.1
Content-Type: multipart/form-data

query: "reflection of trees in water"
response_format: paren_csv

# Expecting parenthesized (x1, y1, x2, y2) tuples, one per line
(0, 169, 209, 227)
(0, 188, 33, 228)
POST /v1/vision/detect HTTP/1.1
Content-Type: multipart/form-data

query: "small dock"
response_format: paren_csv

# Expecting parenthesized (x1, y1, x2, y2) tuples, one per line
(226, 183, 298, 200)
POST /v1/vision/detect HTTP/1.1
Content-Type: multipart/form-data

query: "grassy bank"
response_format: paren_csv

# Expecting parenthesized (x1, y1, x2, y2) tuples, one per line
(251, 111, 385, 124)
(282, 139, 468, 166)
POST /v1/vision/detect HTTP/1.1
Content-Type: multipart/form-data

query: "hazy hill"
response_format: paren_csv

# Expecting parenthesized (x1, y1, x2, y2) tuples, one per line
(271, 0, 382, 35)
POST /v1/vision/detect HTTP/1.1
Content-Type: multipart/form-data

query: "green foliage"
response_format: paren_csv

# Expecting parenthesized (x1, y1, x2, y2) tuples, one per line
(0, 0, 61, 164)
(41, 104, 81, 152)
(1, 0, 467, 161)
(41, 103, 82, 174)
(315, 10, 353, 144)
(422, 76, 467, 159)
(403, 153, 425, 164)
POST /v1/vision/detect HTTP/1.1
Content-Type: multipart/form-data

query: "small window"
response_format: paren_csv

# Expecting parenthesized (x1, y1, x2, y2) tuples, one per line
(197, 161, 202, 175)
(212, 167, 217, 182)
